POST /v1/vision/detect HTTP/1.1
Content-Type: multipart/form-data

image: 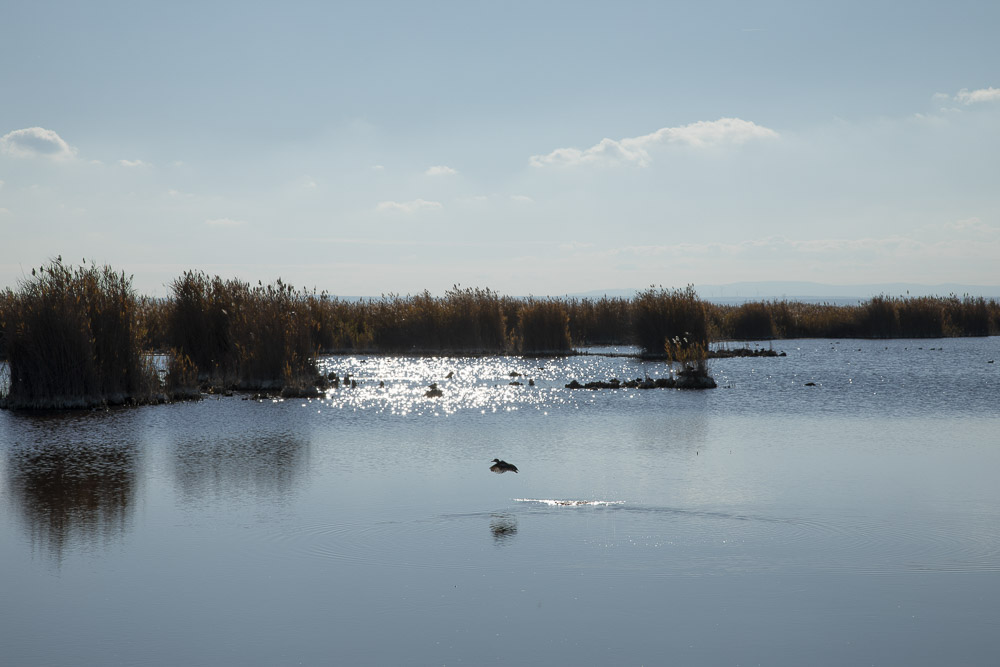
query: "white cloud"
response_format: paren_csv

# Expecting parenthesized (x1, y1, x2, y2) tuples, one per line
(119, 159, 149, 168)
(510, 194, 534, 203)
(0, 207, 11, 216)
(425, 165, 457, 176)
(205, 217, 247, 227)
(943, 217, 999, 235)
(1, 127, 76, 159)
(371, 164, 385, 171)
(955, 87, 1000, 105)
(376, 199, 443, 213)
(530, 117, 779, 168)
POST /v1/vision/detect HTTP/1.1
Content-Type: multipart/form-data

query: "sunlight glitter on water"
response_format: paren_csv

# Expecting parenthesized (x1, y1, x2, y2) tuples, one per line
(314, 354, 646, 416)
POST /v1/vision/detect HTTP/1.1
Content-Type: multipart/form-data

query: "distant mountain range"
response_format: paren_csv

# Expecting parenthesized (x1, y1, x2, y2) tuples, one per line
(570, 281, 1000, 304)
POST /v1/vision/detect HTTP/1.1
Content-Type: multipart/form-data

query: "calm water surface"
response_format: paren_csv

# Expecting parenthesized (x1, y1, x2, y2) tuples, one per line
(1, 339, 999, 666)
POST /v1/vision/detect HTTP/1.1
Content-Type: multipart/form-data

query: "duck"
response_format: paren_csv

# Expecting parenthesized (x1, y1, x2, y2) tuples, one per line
(490, 458, 518, 474)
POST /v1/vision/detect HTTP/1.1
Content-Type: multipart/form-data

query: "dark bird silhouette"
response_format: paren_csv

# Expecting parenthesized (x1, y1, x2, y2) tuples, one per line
(490, 458, 518, 474)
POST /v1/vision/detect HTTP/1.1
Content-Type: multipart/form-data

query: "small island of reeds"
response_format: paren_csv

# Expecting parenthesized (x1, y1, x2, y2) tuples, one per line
(2, 259, 997, 409)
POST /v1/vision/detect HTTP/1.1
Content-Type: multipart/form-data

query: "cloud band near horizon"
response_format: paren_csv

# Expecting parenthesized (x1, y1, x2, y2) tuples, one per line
(529, 117, 779, 168)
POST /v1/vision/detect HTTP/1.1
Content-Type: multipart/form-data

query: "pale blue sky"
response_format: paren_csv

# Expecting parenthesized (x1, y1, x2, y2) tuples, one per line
(2, 1, 998, 296)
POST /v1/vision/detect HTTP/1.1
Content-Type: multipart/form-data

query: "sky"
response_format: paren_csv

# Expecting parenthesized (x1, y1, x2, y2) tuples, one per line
(2, 0, 999, 297)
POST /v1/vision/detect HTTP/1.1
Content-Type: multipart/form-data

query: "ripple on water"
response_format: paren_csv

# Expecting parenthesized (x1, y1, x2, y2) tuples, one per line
(256, 498, 1000, 579)
(788, 511, 1000, 575)
(262, 512, 506, 571)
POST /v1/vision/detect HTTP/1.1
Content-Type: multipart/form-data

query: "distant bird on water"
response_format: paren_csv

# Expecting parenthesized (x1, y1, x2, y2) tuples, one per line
(490, 458, 518, 474)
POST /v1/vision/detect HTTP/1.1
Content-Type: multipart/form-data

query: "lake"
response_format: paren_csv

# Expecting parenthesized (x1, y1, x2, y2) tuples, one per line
(2, 339, 999, 666)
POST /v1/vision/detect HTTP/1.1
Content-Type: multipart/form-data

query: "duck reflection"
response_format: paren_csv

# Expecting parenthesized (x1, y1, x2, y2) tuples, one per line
(490, 513, 518, 545)
(172, 434, 308, 503)
(5, 438, 138, 565)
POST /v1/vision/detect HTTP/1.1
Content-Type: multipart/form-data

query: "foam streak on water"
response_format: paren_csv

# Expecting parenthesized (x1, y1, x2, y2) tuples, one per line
(515, 498, 626, 507)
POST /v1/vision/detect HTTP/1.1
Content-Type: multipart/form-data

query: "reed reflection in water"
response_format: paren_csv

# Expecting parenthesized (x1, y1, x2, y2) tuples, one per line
(3, 413, 140, 564)
(172, 433, 309, 504)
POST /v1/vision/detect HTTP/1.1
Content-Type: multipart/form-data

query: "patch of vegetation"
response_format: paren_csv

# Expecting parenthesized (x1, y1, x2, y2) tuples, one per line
(708, 295, 999, 340)
(515, 299, 572, 354)
(364, 287, 508, 354)
(5, 259, 999, 410)
(633, 285, 709, 357)
(1, 258, 161, 409)
(565, 295, 633, 345)
(167, 271, 321, 393)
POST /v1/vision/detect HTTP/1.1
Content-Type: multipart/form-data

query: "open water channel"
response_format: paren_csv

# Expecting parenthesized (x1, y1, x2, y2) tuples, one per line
(1, 339, 998, 665)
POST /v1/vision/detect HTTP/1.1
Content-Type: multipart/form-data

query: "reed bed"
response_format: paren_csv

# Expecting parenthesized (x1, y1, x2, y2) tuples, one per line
(565, 296, 634, 345)
(362, 287, 508, 354)
(633, 286, 709, 357)
(515, 299, 572, 354)
(4, 259, 999, 410)
(708, 295, 999, 340)
(0, 259, 160, 409)
(0, 288, 13, 362)
(167, 271, 320, 393)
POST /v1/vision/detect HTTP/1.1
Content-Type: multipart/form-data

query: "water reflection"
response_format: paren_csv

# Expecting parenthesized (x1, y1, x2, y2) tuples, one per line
(172, 432, 309, 504)
(3, 414, 140, 564)
(489, 513, 518, 545)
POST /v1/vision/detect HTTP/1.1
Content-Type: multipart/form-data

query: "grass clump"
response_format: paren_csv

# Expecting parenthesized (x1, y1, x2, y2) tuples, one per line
(664, 336, 715, 387)
(1, 258, 161, 409)
(633, 285, 714, 387)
